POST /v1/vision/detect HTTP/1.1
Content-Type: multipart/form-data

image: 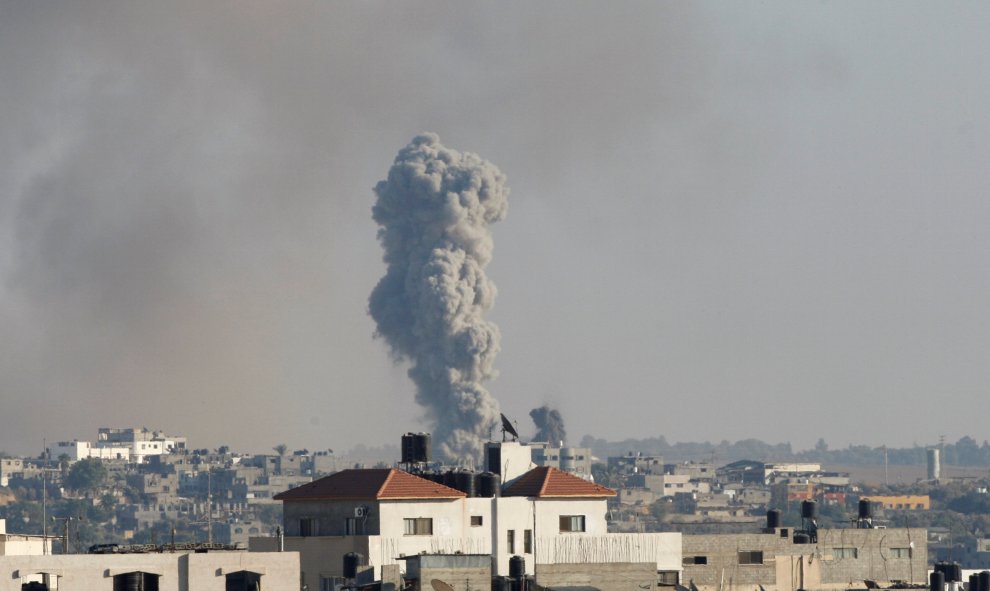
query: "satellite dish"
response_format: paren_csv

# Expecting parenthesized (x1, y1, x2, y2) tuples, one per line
(431, 579, 455, 591)
(500, 413, 519, 441)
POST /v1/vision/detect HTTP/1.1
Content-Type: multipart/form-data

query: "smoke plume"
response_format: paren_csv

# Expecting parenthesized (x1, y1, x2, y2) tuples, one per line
(369, 133, 509, 463)
(530, 405, 567, 445)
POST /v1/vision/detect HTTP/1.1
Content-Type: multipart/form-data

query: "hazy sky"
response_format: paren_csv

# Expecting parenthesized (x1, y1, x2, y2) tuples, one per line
(1, 2, 988, 456)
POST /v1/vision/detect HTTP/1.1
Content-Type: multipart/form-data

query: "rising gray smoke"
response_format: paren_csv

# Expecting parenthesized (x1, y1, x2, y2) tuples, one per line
(530, 405, 567, 445)
(369, 133, 509, 463)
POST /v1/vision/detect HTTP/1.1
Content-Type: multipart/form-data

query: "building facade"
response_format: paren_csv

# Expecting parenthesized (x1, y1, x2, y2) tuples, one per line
(682, 526, 927, 591)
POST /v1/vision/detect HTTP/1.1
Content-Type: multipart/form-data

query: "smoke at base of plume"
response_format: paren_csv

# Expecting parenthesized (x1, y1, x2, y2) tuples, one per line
(369, 133, 508, 463)
(530, 405, 567, 445)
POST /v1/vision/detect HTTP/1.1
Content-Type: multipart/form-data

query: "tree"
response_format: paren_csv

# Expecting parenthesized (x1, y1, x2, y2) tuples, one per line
(64, 458, 107, 492)
(273, 444, 288, 456)
(649, 499, 670, 523)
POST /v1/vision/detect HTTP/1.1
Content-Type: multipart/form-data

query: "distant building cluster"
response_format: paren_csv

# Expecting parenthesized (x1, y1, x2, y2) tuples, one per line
(0, 429, 981, 591)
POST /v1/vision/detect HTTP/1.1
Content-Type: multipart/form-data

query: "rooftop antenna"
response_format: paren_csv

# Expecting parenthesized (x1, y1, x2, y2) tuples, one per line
(500, 413, 519, 442)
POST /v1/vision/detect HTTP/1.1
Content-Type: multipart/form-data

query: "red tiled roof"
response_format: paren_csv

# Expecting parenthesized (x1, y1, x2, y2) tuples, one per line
(502, 467, 616, 498)
(273, 468, 465, 501)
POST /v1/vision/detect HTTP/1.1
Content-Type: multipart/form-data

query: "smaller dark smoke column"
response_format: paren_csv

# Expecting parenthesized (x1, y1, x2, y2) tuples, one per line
(530, 405, 567, 445)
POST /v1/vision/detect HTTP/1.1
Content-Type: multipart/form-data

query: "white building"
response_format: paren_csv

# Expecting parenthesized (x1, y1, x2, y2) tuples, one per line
(52, 441, 130, 462)
(253, 464, 681, 591)
(52, 428, 186, 464)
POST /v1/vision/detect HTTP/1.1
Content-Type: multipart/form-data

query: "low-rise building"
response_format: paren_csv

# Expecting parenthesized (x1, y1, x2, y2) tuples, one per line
(862, 495, 930, 511)
(530, 443, 594, 478)
(681, 526, 927, 591)
(0, 519, 298, 590)
(0, 459, 23, 487)
(627, 473, 711, 498)
(609, 453, 665, 476)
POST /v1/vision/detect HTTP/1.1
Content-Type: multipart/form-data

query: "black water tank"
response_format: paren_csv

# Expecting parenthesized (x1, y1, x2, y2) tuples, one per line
(401, 433, 416, 464)
(491, 576, 512, 591)
(935, 562, 961, 583)
(415, 433, 432, 462)
(969, 574, 980, 591)
(343, 552, 362, 579)
(949, 563, 963, 583)
(766, 509, 781, 529)
(478, 472, 501, 498)
(979, 570, 990, 591)
(793, 533, 810, 544)
(401, 433, 431, 464)
(509, 555, 526, 579)
(443, 470, 459, 489)
(113, 573, 143, 591)
(455, 471, 478, 497)
(931, 571, 945, 591)
(801, 500, 817, 519)
(424, 472, 445, 485)
(859, 499, 872, 519)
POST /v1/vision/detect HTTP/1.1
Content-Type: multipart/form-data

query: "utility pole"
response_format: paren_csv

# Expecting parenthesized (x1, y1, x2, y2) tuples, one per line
(207, 469, 213, 544)
(42, 439, 48, 556)
(882, 445, 888, 487)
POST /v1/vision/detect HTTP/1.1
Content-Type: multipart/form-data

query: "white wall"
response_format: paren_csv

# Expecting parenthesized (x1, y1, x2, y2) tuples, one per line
(378, 499, 470, 539)
(493, 497, 536, 575)
(535, 498, 609, 537)
(536, 532, 682, 571)
(488, 442, 536, 485)
(0, 536, 50, 557)
(53, 441, 91, 461)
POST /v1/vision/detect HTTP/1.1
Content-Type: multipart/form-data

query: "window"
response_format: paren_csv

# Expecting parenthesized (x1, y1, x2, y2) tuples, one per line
(890, 547, 912, 558)
(738, 551, 764, 565)
(225, 570, 262, 591)
(470, 516, 483, 527)
(658, 571, 680, 585)
(559, 515, 586, 533)
(780, 529, 789, 538)
(507, 530, 515, 553)
(345, 517, 358, 535)
(300, 518, 317, 537)
(524, 529, 532, 554)
(683, 556, 708, 565)
(403, 518, 432, 535)
(833, 548, 858, 559)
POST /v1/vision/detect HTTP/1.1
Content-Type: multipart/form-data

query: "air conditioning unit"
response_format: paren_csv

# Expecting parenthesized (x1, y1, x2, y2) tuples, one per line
(354, 506, 367, 518)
